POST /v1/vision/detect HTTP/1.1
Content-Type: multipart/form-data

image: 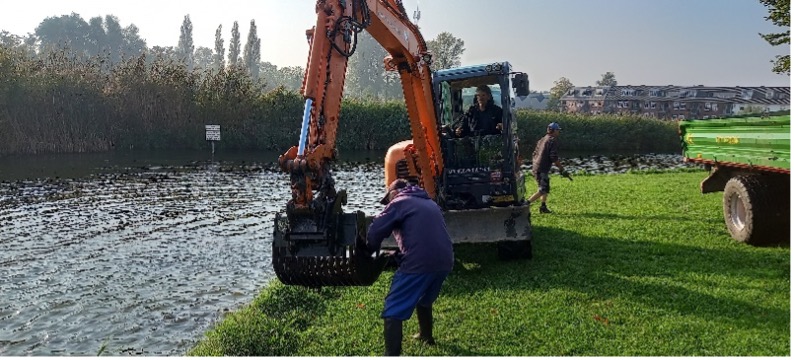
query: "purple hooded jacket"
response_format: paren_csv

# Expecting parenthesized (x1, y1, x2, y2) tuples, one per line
(366, 186, 454, 274)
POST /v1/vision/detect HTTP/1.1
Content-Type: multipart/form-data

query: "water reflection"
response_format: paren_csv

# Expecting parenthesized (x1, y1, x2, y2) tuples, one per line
(0, 159, 385, 356)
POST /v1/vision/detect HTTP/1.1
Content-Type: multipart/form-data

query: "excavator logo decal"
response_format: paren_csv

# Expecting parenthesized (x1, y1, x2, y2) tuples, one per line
(448, 167, 491, 174)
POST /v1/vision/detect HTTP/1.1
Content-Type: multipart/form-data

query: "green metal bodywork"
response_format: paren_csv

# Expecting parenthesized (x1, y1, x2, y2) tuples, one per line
(679, 114, 790, 172)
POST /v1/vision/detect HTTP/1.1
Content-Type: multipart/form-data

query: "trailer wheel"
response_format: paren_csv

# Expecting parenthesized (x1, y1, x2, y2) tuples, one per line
(722, 175, 779, 246)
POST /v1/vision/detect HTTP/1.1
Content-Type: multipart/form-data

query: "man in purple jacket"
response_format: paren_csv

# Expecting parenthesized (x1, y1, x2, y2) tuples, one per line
(365, 178, 455, 356)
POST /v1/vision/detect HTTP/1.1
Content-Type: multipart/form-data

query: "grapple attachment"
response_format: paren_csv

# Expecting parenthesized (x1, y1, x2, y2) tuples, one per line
(272, 210, 390, 287)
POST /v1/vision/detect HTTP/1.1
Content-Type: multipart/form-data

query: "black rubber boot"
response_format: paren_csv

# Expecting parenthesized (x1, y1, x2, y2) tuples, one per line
(384, 318, 403, 356)
(412, 305, 436, 345)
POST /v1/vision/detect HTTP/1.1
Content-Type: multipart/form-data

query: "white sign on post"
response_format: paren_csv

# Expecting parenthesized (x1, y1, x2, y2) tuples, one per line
(205, 125, 221, 141)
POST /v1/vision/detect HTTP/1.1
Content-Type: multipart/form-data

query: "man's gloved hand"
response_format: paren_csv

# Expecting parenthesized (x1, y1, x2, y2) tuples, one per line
(560, 169, 573, 181)
(356, 237, 373, 256)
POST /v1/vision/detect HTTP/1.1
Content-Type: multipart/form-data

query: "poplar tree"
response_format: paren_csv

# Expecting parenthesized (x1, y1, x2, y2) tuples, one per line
(228, 21, 241, 68)
(177, 15, 194, 70)
(243, 20, 261, 81)
(213, 24, 225, 70)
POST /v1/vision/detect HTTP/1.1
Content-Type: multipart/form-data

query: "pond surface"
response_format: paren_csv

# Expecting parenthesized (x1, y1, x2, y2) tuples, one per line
(0, 150, 695, 355)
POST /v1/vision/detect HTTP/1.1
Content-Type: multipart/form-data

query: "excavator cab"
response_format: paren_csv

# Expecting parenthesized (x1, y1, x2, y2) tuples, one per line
(379, 62, 532, 256)
(435, 62, 528, 210)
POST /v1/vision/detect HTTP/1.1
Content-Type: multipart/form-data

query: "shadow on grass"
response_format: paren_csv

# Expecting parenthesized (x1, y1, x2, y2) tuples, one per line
(434, 342, 501, 357)
(573, 211, 720, 223)
(446, 226, 790, 334)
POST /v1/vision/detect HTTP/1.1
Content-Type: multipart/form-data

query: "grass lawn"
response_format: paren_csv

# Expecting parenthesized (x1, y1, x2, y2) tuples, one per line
(189, 171, 790, 356)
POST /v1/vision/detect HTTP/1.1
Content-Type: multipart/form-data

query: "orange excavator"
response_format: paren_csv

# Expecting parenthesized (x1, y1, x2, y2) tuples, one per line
(273, 0, 532, 287)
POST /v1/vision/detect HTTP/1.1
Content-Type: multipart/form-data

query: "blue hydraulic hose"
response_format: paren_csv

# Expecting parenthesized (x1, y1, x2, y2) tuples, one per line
(298, 98, 313, 156)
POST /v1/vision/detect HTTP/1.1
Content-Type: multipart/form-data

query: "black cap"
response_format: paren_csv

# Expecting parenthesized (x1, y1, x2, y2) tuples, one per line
(380, 178, 410, 205)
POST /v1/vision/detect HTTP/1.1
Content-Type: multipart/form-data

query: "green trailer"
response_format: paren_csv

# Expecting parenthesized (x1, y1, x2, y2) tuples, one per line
(679, 112, 790, 246)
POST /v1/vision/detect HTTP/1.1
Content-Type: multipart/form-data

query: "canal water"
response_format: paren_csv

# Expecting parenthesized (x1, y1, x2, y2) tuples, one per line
(0, 150, 693, 355)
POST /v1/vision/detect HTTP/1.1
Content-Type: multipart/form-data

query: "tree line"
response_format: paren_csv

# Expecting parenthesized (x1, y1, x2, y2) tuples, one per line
(0, 13, 467, 99)
(0, 40, 678, 157)
(0, 13, 469, 155)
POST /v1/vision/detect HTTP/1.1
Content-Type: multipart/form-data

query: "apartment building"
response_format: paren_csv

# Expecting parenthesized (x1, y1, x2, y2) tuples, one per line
(560, 85, 790, 119)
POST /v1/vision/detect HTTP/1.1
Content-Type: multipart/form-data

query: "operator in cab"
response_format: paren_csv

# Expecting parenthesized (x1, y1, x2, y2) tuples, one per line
(455, 84, 503, 137)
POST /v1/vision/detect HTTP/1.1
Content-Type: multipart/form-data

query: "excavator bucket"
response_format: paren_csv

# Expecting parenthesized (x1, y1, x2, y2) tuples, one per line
(272, 211, 390, 287)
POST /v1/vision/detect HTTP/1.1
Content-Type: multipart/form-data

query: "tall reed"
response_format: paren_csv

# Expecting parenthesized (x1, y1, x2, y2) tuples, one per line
(0, 46, 680, 156)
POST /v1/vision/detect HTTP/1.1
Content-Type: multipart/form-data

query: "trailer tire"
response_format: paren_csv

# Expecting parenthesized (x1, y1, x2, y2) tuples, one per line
(722, 175, 780, 246)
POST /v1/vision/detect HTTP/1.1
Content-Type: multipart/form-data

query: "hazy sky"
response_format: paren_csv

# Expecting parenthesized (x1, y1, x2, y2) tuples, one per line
(1, 0, 790, 90)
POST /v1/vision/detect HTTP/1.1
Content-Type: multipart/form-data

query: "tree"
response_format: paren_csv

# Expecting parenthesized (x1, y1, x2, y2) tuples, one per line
(547, 77, 574, 111)
(21, 33, 38, 58)
(228, 21, 241, 68)
(596, 71, 617, 86)
(32, 13, 143, 63)
(121, 24, 146, 58)
(426, 32, 465, 70)
(0, 31, 22, 48)
(148, 45, 176, 63)
(759, 0, 790, 75)
(213, 24, 225, 70)
(177, 15, 194, 70)
(243, 20, 261, 81)
(104, 15, 124, 63)
(345, 31, 401, 99)
(276, 66, 305, 91)
(87, 16, 106, 57)
(34, 13, 90, 57)
(260, 61, 304, 92)
(194, 46, 214, 71)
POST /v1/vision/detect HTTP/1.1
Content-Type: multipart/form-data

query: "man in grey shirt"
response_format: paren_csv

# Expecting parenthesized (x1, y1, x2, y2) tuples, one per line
(528, 122, 569, 213)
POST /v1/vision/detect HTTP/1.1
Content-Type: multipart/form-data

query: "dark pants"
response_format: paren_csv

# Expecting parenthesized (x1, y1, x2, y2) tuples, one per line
(534, 172, 550, 194)
(382, 271, 449, 320)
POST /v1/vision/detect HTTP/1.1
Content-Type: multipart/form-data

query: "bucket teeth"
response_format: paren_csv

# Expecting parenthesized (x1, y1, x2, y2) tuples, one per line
(272, 250, 388, 287)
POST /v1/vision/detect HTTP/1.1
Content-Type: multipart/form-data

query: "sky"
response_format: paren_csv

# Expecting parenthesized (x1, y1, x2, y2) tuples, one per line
(0, 0, 790, 90)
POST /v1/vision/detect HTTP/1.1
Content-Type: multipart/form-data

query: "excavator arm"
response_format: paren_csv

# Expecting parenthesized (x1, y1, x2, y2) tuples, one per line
(273, 0, 442, 287)
(278, 0, 441, 205)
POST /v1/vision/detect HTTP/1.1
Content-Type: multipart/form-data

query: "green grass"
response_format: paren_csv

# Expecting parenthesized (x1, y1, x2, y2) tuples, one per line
(189, 171, 790, 356)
